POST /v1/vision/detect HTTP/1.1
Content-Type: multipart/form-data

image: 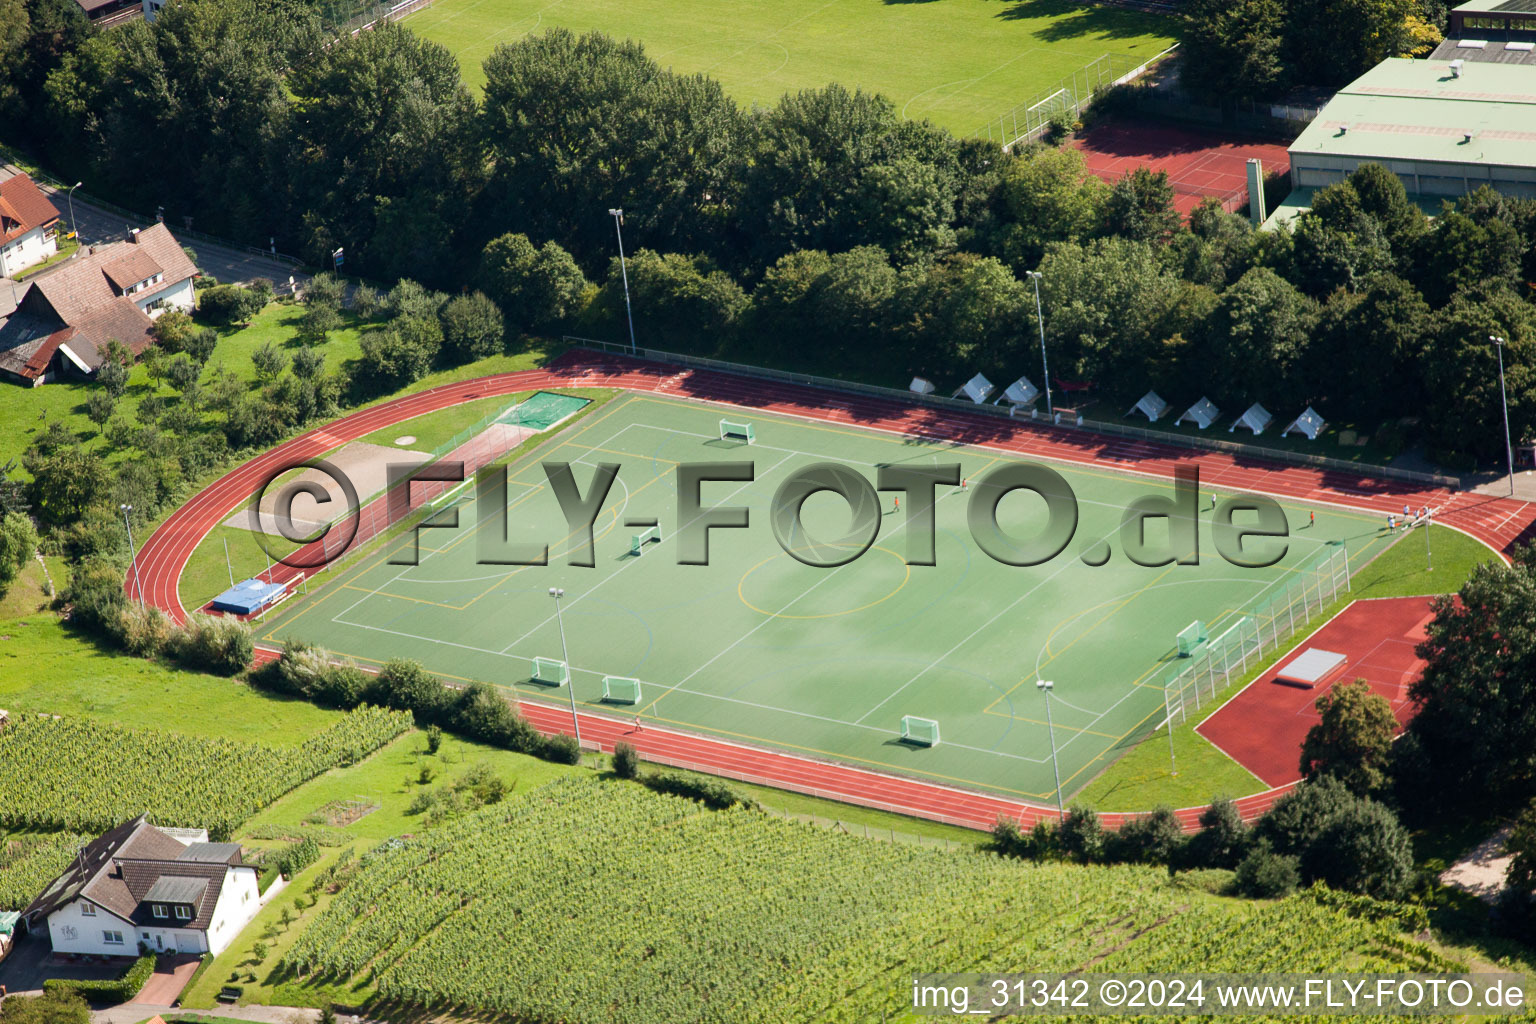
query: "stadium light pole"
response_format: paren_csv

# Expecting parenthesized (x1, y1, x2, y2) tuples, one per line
(1493, 335, 1515, 495)
(550, 587, 581, 747)
(609, 208, 637, 355)
(1025, 270, 1052, 417)
(1425, 510, 1432, 572)
(120, 504, 143, 608)
(66, 182, 83, 243)
(1036, 679, 1065, 820)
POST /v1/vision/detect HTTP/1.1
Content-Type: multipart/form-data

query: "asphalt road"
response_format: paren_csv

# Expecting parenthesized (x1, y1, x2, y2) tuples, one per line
(0, 162, 307, 288)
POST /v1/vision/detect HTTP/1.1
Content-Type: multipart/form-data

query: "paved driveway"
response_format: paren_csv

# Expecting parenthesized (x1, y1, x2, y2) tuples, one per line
(131, 955, 199, 1006)
(0, 932, 128, 997)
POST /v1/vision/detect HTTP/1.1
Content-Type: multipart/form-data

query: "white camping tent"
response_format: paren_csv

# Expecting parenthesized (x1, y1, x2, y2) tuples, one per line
(1126, 390, 1169, 423)
(909, 377, 936, 395)
(995, 376, 1040, 409)
(1282, 406, 1326, 440)
(1229, 403, 1274, 436)
(954, 373, 995, 404)
(1177, 398, 1221, 430)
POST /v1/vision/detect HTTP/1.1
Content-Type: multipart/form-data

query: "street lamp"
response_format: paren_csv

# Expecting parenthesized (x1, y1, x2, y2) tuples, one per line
(1493, 335, 1515, 496)
(549, 587, 581, 746)
(1036, 679, 1064, 820)
(66, 182, 83, 243)
(120, 504, 143, 608)
(1025, 271, 1052, 417)
(608, 208, 637, 355)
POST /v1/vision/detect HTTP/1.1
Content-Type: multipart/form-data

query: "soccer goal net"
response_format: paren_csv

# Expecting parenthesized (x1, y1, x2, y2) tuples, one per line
(602, 675, 642, 704)
(630, 525, 661, 556)
(900, 716, 940, 747)
(532, 657, 569, 686)
(1176, 621, 1208, 658)
(719, 419, 755, 445)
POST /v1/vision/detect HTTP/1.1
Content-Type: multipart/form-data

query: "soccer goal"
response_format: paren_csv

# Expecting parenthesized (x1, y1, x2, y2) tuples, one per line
(719, 419, 755, 445)
(630, 525, 661, 556)
(899, 715, 941, 747)
(601, 675, 642, 704)
(1176, 621, 1208, 658)
(532, 657, 569, 686)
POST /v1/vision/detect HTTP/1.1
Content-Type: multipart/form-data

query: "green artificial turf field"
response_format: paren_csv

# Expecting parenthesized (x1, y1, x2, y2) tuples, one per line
(406, 0, 1175, 137)
(252, 392, 1390, 802)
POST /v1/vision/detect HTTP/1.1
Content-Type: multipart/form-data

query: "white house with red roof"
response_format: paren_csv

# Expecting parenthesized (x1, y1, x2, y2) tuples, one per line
(0, 222, 198, 385)
(0, 174, 63, 278)
(22, 816, 262, 957)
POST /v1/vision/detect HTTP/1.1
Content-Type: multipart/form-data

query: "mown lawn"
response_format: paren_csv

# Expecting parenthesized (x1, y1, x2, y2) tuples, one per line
(409, 0, 1174, 137)
(0, 615, 339, 746)
(1075, 525, 1501, 812)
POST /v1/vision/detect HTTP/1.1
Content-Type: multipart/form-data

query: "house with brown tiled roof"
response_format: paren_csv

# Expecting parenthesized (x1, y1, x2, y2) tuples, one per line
(0, 174, 63, 278)
(22, 815, 262, 957)
(0, 222, 198, 386)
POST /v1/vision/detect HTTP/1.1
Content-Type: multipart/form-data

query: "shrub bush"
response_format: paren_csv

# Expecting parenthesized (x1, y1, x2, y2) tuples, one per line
(63, 558, 128, 638)
(642, 770, 746, 810)
(372, 658, 449, 722)
(198, 284, 265, 325)
(541, 732, 581, 765)
(117, 603, 175, 657)
(171, 614, 254, 674)
(43, 954, 157, 1003)
(612, 740, 640, 779)
(1233, 841, 1301, 898)
(1106, 806, 1184, 865)
(1057, 806, 1105, 863)
(1186, 797, 1250, 869)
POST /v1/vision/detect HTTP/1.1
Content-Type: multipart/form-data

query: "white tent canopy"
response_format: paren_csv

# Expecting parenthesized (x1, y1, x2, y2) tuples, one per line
(1177, 398, 1221, 430)
(1282, 406, 1327, 440)
(954, 373, 995, 404)
(995, 376, 1040, 408)
(909, 377, 936, 395)
(1126, 390, 1169, 423)
(1229, 402, 1274, 436)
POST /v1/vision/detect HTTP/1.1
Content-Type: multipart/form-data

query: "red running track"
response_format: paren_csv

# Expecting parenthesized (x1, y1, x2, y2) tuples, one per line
(135, 351, 1536, 831)
(1196, 597, 1433, 789)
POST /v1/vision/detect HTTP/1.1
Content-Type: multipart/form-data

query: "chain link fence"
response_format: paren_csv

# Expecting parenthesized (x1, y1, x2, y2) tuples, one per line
(1162, 544, 1352, 726)
(977, 46, 1179, 150)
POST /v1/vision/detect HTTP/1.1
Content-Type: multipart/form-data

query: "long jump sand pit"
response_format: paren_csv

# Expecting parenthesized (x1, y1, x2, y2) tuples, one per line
(224, 440, 431, 538)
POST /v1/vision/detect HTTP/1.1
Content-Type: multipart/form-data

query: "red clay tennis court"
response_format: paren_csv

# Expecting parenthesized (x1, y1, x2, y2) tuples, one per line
(1195, 597, 1433, 788)
(1071, 117, 1292, 216)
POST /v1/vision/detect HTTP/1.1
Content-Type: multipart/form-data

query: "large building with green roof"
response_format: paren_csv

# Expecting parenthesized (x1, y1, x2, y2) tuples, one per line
(1283, 56, 1536, 218)
(1449, 0, 1536, 39)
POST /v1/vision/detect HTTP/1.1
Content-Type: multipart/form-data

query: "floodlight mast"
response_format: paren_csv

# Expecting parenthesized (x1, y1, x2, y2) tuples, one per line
(550, 587, 581, 746)
(120, 504, 143, 608)
(1493, 335, 1514, 495)
(1026, 271, 1052, 416)
(1036, 679, 1064, 820)
(609, 209, 636, 355)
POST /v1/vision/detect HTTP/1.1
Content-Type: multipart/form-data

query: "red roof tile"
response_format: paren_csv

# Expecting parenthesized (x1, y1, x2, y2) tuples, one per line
(0, 175, 61, 244)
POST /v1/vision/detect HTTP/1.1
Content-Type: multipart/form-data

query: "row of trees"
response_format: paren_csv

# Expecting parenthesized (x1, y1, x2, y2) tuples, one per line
(993, 776, 1415, 901)
(2, 0, 1534, 460)
(1182, 0, 1444, 99)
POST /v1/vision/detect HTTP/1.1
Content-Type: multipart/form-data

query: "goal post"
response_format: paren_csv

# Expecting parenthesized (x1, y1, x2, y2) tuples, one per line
(1176, 620, 1208, 658)
(629, 525, 661, 556)
(531, 657, 569, 686)
(601, 676, 642, 704)
(899, 715, 940, 747)
(719, 419, 755, 445)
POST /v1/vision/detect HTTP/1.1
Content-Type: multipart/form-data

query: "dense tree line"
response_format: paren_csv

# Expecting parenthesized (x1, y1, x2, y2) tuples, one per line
(1181, 0, 1445, 99)
(3, 2, 1534, 463)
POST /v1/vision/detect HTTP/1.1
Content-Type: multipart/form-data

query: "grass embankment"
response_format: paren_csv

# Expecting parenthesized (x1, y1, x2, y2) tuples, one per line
(1076, 525, 1501, 811)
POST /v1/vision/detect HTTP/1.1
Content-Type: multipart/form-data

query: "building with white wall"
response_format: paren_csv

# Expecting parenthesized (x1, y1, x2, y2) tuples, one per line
(0, 174, 62, 278)
(22, 816, 262, 957)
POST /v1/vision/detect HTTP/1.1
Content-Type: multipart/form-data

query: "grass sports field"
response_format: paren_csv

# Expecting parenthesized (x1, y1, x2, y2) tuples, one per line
(254, 392, 1391, 802)
(406, 0, 1174, 136)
